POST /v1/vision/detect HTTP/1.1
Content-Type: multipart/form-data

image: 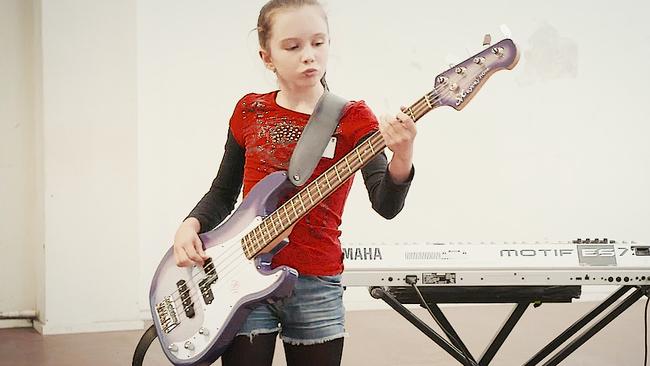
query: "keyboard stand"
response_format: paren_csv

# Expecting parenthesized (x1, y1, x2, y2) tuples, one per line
(369, 285, 648, 365)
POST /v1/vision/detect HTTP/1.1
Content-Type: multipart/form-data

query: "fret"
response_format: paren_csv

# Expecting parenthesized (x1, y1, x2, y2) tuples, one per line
(251, 227, 260, 245)
(247, 235, 255, 254)
(306, 186, 315, 205)
(324, 171, 332, 190)
(424, 94, 432, 109)
(249, 229, 259, 253)
(297, 192, 306, 212)
(290, 199, 299, 219)
(254, 226, 264, 251)
(344, 156, 353, 173)
(355, 148, 363, 164)
(407, 107, 416, 121)
(334, 164, 342, 182)
(262, 221, 272, 241)
(269, 214, 279, 235)
(360, 146, 369, 160)
(256, 227, 266, 249)
(367, 140, 375, 154)
(315, 179, 323, 197)
(242, 236, 250, 257)
(283, 205, 291, 223)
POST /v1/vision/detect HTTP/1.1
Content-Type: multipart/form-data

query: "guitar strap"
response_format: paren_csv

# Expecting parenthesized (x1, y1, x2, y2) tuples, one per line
(288, 91, 348, 186)
(132, 324, 157, 366)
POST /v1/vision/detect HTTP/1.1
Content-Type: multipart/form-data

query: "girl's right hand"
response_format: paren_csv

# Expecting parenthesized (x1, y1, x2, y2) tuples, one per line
(173, 218, 209, 267)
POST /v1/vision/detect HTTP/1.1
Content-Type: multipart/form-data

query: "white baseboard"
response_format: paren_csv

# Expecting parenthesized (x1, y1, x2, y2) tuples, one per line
(140, 308, 153, 321)
(0, 319, 33, 329)
(33, 319, 145, 335)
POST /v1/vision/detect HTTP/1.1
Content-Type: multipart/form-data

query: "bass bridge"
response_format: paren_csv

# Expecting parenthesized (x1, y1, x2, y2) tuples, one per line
(155, 296, 180, 334)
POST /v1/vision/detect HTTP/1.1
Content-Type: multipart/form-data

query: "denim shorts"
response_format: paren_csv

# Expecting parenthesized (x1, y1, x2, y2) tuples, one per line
(236, 274, 346, 345)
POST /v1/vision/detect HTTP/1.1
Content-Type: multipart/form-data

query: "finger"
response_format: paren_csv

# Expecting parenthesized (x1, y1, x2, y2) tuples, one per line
(184, 245, 205, 266)
(194, 238, 208, 259)
(396, 112, 417, 136)
(388, 116, 406, 135)
(399, 106, 414, 120)
(381, 122, 397, 146)
(397, 111, 414, 124)
(174, 245, 192, 267)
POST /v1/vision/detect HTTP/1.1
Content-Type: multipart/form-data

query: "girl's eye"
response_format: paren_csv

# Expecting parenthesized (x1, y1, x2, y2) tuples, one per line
(286, 45, 299, 51)
(314, 42, 324, 46)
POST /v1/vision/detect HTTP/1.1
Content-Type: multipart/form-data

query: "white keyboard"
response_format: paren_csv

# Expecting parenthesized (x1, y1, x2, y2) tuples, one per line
(341, 239, 650, 287)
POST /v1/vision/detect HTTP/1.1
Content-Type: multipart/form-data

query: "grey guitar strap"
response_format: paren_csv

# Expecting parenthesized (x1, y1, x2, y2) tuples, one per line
(288, 92, 348, 186)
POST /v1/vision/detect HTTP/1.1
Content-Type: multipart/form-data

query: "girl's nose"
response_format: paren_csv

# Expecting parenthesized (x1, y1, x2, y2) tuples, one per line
(302, 46, 315, 63)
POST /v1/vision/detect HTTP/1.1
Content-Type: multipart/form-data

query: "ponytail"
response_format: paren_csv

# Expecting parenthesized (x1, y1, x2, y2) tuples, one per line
(320, 73, 329, 91)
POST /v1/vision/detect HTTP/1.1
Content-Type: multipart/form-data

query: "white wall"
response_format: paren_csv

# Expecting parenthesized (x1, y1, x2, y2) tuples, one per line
(0, 0, 37, 329)
(137, 0, 650, 312)
(33, 0, 141, 334)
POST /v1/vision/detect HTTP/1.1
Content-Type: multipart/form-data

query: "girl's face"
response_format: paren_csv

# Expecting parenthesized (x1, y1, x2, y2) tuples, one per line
(261, 5, 329, 91)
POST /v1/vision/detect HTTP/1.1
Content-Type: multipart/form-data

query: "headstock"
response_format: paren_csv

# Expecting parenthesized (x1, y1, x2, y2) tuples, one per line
(433, 38, 519, 110)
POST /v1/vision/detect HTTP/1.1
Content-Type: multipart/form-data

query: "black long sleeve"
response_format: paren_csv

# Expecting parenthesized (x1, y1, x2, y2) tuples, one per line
(186, 129, 245, 233)
(187, 130, 414, 232)
(358, 133, 415, 219)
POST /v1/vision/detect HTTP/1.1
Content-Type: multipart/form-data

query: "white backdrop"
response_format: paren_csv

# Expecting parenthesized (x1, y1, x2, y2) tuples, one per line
(137, 0, 650, 313)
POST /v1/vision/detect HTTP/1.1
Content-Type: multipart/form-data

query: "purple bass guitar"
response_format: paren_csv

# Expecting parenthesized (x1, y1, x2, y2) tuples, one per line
(149, 38, 519, 365)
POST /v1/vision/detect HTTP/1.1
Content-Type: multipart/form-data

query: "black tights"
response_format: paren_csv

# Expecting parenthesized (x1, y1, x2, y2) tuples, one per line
(221, 332, 344, 366)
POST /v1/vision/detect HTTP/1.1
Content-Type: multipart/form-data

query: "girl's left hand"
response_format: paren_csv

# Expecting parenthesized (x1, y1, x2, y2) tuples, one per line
(379, 106, 417, 160)
(379, 107, 417, 183)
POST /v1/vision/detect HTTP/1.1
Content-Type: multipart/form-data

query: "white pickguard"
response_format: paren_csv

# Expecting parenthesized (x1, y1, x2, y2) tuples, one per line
(166, 218, 284, 361)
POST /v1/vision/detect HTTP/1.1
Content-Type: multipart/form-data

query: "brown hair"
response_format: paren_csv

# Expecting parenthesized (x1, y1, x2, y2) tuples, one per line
(257, 0, 330, 91)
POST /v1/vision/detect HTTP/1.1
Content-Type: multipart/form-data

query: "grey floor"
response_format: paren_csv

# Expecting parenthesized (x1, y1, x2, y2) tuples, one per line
(1, 299, 648, 366)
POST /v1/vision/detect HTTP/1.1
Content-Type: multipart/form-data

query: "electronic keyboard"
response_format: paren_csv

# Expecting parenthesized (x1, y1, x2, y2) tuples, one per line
(341, 238, 650, 287)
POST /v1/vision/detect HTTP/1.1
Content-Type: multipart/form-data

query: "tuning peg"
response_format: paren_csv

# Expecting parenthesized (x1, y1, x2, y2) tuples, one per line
(483, 34, 491, 46)
(492, 47, 505, 57)
(473, 57, 486, 65)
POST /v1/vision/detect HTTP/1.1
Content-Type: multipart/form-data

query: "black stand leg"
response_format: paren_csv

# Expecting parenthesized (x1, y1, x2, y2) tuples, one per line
(370, 287, 476, 366)
(541, 286, 646, 366)
(371, 285, 647, 366)
(427, 303, 478, 365)
(524, 286, 633, 366)
(478, 303, 529, 366)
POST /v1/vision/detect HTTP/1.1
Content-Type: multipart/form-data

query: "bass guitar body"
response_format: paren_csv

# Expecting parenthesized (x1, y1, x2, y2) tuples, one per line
(149, 171, 297, 365)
